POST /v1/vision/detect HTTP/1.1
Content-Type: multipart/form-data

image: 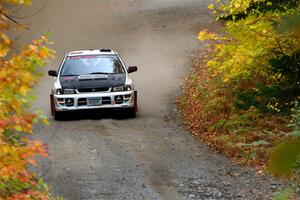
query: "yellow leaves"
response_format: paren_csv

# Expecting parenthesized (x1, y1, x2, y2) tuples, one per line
(198, 29, 223, 41)
(0, 35, 55, 123)
(1, 33, 11, 44)
(211, 0, 270, 17)
(208, 3, 219, 15)
(207, 59, 219, 68)
(3, 0, 32, 6)
(34, 110, 49, 125)
(266, 1, 272, 6)
(19, 85, 29, 96)
(41, 117, 49, 126)
(208, 4, 215, 10)
(0, 33, 12, 57)
(14, 125, 23, 132)
(0, 2, 56, 199)
(262, 29, 268, 35)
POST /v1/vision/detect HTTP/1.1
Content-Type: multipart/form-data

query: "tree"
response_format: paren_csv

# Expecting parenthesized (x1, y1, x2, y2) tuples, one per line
(179, 0, 300, 170)
(0, 1, 58, 199)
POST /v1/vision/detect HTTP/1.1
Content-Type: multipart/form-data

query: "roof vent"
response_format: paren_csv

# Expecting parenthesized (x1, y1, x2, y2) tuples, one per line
(70, 51, 83, 55)
(100, 49, 112, 52)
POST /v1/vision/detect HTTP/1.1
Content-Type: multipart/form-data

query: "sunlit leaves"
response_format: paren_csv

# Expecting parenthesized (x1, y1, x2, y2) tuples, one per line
(198, 29, 225, 41)
(181, 0, 300, 173)
(0, 0, 57, 199)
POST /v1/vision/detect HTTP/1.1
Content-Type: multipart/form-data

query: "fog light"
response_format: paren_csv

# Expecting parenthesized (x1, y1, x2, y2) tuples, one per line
(65, 98, 74, 107)
(57, 98, 65, 105)
(114, 95, 124, 104)
(124, 94, 131, 99)
(57, 98, 64, 102)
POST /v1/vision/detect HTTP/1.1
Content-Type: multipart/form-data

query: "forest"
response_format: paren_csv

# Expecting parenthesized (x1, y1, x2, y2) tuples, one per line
(179, 0, 300, 198)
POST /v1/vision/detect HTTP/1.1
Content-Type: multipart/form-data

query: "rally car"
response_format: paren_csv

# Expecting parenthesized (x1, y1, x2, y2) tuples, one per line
(48, 49, 138, 120)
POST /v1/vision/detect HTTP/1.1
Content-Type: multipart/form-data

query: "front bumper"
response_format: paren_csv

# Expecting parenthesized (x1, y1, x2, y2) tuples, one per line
(52, 90, 136, 112)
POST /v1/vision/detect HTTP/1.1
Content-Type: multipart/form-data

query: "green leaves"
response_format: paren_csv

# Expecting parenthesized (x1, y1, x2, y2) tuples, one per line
(212, 0, 299, 21)
(272, 187, 295, 200)
(289, 104, 300, 137)
(182, 0, 300, 169)
(268, 139, 300, 176)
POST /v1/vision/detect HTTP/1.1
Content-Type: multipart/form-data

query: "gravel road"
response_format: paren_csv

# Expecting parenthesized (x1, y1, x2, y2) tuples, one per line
(16, 0, 281, 199)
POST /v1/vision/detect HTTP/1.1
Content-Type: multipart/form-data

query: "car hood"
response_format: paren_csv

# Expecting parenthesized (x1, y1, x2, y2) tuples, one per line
(59, 74, 126, 89)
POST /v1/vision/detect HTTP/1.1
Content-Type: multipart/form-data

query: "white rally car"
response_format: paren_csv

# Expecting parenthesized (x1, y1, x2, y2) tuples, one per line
(48, 49, 138, 120)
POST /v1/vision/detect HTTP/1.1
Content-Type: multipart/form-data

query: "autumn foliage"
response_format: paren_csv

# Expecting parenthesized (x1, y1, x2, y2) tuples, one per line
(179, 0, 300, 197)
(0, 1, 57, 199)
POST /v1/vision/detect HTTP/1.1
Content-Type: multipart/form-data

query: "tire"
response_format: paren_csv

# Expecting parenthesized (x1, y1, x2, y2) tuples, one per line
(51, 94, 64, 120)
(126, 107, 136, 118)
(54, 110, 64, 121)
(127, 91, 138, 118)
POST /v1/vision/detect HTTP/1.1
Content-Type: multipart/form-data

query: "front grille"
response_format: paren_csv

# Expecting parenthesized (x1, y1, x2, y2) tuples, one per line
(102, 97, 111, 105)
(77, 87, 110, 93)
(78, 98, 87, 106)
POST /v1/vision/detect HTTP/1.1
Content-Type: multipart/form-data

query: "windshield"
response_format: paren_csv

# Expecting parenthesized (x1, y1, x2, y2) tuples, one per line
(60, 55, 125, 76)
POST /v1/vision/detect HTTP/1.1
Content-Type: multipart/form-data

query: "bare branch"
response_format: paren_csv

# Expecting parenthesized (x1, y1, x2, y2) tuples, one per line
(1, 11, 30, 30)
(9, 3, 46, 19)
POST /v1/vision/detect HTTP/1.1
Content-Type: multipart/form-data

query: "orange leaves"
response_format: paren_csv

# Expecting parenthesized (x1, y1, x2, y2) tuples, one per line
(0, 1, 57, 199)
(6, 191, 48, 200)
(0, 35, 55, 135)
(0, 139, 48, 176)
(0, 138, 50, 199)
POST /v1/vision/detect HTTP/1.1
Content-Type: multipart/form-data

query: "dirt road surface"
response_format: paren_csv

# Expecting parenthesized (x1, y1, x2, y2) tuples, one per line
(16, 1, 280, 199)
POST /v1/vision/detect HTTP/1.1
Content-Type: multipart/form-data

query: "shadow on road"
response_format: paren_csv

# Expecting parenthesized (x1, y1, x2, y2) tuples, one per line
(55, 109, 136, 121)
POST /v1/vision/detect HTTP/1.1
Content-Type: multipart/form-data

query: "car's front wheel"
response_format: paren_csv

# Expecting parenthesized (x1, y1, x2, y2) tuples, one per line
(54, 110, 64, 121)
(126, 107, 136, 118)
(51, 94, 64, 120)
(126, 91, 138, 118)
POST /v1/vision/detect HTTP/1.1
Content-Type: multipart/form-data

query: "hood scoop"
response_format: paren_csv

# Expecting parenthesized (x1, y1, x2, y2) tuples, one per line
(78, 74, 108, 81)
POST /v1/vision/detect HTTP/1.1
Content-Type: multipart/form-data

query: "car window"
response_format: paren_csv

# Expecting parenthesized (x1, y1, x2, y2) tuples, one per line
(60, 55, 125, 76)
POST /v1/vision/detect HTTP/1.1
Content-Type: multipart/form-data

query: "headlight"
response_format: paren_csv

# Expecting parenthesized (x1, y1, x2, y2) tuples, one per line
(63, 89, 76, 94)
(56, 88, 76, 94)
(56, 89, 62, 95)
(112, 85, 132, 92)
(112, 86, 125, 92)
(125, 85, 131, 91)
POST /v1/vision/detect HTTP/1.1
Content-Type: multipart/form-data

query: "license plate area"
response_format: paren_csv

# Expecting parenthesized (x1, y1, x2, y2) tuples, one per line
(87, 97, 102, 106)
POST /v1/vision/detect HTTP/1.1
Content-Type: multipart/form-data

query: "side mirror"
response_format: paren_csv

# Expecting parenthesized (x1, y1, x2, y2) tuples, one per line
(48, 70, 58, 77)
(127, 66, 138, 73)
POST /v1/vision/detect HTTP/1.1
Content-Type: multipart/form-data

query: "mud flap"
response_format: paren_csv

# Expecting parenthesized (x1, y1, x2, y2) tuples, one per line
(50, 94, 55, 116)
(134, 90, 138, 112)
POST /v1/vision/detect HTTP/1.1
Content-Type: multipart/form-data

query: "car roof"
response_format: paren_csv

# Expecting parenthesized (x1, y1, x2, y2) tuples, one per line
(67, 49, 117, 57)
